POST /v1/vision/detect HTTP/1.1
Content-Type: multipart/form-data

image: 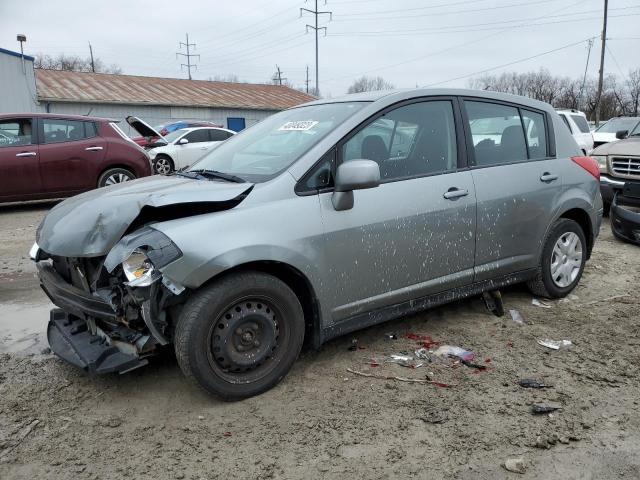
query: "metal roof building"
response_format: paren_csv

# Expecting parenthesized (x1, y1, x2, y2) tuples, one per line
(33, 69, 316, 133)
(0, 47, 42, 113)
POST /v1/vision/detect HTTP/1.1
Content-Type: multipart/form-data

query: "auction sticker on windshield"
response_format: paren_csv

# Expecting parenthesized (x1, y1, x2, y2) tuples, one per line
(278, 121, 318, 131)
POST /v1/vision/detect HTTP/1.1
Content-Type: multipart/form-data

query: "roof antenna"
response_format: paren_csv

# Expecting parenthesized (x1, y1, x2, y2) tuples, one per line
(85, 107, 93, 116)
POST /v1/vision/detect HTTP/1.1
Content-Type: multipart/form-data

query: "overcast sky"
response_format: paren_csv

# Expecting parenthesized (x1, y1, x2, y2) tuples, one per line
(1, 0, 638, 97)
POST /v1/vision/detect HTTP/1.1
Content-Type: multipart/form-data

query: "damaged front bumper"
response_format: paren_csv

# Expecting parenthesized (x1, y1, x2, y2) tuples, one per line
(611, 183, 640, 246)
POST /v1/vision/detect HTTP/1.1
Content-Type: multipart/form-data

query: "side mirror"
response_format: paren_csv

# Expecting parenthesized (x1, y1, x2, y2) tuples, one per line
(332, 159, 381, 211)
(178, 137, 189, 145)
(615, 129, 629, 140)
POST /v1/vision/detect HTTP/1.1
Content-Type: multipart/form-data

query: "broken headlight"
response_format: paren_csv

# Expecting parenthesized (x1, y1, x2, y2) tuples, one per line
(122, 249, 158, 287)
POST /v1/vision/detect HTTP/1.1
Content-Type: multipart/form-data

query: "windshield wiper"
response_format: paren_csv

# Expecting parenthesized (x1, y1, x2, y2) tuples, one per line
(186, 169, 246, 183)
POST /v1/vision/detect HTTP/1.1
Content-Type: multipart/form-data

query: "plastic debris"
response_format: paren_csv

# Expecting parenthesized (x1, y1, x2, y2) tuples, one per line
(531, 402, 562, 414)
(509, 309, 524, 325)
(482, 290, 505, 317)
(503, 458, 526, 474)
(419, 410, 448, 424)
(414, 348, 432, 360)
(348, 338, 358, 351)
(537, 339, 572, 350)
(369, 354, 423, 368)
(383, 332, 398, 340)
(532, 298, 552, 308)
(519, 378, 552, 389)
(433, 345, 475, 362)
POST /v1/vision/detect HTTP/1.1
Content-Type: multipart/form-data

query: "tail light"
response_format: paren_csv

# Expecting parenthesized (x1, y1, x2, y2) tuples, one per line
(571, 156, 600, 181)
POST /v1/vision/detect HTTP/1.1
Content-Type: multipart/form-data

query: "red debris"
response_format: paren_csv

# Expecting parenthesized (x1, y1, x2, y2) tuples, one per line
(405, 333, 440, 349)
(223, 432, 232, 437)
(484, 358, 492, 363)
(506, 342, 514, 348)
(431, 381, 450, 388)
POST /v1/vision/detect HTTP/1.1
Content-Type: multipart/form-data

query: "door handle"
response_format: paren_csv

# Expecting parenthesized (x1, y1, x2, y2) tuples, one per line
(85, 146, 103, 151)
(443, 187, 469, 200)
(540, 172, 558, 182)
(16, 152, 37, 157)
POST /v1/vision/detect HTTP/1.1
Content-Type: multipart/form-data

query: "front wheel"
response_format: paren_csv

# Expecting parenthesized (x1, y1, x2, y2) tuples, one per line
(153, 155, 174, 175)
(527, 218, 587, 298)
(175, 272, 305, 400)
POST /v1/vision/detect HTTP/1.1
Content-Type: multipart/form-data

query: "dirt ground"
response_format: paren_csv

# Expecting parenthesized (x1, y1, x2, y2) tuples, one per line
(1, 202, 639, 480)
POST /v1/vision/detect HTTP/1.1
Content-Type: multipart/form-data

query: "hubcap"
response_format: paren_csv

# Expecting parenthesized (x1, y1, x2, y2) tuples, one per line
(550, 232, 583, 288)
(155, 158, 171, 175)
(105, 172, 131, 185)
(210, 300, 279, 373)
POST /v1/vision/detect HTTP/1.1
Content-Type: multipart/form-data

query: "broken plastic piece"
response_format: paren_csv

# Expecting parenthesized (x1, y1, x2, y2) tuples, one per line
(537, 339, 572, 350)
(531, 402, 562, 414)
(519, 378, 552, 389)
(482, 290, 505, 317)
(414, 348, 432, 361)
(509, 309, 524, 325)
(383, 332, 398, 340)
(532, 298, 552, 308)
(433, 345, 475, 362)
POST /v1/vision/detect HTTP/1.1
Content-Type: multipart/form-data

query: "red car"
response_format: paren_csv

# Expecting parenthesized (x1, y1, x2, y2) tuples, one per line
(0, 113, 152, 203)
(130, 119, 224, 147)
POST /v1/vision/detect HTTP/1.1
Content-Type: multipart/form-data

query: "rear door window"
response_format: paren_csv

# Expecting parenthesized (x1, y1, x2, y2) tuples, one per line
(521, 110, 548, 159)
(0, 118, 33, 147)
(465, 101, 527, 166)
(43, 119, 90, 143)
(184, 129, 210, 143)
(208, 129, 232, 141)
(559, 114, 572, 133)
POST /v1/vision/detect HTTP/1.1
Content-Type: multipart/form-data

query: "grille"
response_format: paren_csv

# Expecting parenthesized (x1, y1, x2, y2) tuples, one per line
(611, 156, 640, 179)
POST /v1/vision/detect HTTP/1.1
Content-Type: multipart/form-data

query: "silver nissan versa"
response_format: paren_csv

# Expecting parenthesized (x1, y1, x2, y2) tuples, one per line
(32, 89, 603, 400)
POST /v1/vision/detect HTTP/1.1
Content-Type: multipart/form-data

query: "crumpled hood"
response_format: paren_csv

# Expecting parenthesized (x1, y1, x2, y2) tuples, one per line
(37, 175, 253, 257)
(592, 136, 640, 155)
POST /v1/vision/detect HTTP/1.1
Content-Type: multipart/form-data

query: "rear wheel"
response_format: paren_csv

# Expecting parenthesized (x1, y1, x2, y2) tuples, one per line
(527, 218, 587, 298)
(153, 155, 174, 175)
(97, 167, 135, 188)
(175, 272, 305, 400)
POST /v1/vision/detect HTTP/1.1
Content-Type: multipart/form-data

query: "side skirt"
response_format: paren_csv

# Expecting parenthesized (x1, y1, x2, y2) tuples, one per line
(318, 269, 536, 346)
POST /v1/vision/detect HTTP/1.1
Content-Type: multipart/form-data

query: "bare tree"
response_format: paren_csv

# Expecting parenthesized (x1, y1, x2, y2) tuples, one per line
(627, 69, 640, 116)
(347, 76, 395, 94)
(209, 74, 242, 83)
(34, 53, 122, 74)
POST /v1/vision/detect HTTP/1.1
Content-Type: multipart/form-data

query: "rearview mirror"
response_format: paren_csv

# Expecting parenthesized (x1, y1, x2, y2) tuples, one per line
(178, 138, 189, 145)
(615, 129, 629, 140)
(332, 159, 381, 211)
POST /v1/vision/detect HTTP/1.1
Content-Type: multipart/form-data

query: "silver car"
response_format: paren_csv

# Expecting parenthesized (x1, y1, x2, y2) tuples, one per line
(32, 89, 603, 400)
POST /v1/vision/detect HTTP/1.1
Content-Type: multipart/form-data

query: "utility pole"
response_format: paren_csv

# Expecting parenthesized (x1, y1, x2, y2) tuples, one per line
(595, 0, 609, 126)
(578, 38, 594, 112)
(177, 33, 199, 80)
(305, 65, 310, 93)
(272, 65, 287, 86)
(88, 42, 95, 73)
(301, 0, 332, 96)
(16, 34, 26, 74)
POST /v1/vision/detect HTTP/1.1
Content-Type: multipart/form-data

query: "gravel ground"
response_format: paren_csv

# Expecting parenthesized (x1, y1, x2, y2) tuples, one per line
(0, 203, 639, 479)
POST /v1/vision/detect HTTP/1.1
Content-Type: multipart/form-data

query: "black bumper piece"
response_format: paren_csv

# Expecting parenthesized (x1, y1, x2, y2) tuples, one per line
(37, 262, 117, 320)
(48, 309, 148, 374)
(611, 183, 640, 246)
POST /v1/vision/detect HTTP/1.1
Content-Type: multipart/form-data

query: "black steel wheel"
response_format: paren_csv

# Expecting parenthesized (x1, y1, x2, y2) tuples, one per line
(175, 272, 304, 400)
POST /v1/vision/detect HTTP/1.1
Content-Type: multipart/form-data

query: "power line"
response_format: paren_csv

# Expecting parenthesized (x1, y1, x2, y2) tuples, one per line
(301, 0, 332, 96)
(424, 37, 598, 87)
(176, 33, 199, 80)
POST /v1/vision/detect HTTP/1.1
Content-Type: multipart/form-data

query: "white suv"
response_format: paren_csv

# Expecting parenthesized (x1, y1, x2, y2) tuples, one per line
(557, 109, 594, 154)
(148, 127, 236, 174)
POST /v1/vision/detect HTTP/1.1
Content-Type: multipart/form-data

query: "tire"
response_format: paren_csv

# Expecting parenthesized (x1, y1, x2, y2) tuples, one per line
(175, 271, 305, 401)
(97, 167, 135, 188)
(153, 155, 174, 175)
(527, 218, 587, 298)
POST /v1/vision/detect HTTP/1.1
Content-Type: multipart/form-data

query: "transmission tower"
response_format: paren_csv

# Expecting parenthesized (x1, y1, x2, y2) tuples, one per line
(177, 33, 200, 80)
(300, 1, 332, 96)
(272, 65, 288, 86)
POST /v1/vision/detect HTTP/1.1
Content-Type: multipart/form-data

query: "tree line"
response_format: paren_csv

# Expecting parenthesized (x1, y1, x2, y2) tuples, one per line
(34, 53, 122, 74)
(468, 68, 640, 120)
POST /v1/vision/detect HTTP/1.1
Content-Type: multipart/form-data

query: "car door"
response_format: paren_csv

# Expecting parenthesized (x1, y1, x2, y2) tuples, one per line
(38, 118, 106, 194)
(207, 128, 234, 150)
(461, 99, 562, 281)
(175, 129, 214, 169)
(314, 98, 477, 322)
(0, 117, 42, 201)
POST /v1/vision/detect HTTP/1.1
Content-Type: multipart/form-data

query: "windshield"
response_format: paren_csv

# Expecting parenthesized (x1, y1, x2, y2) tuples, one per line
(190, 102, 367, 182)
(595, 118, 640, 134)
(157, 129, 187, 144)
